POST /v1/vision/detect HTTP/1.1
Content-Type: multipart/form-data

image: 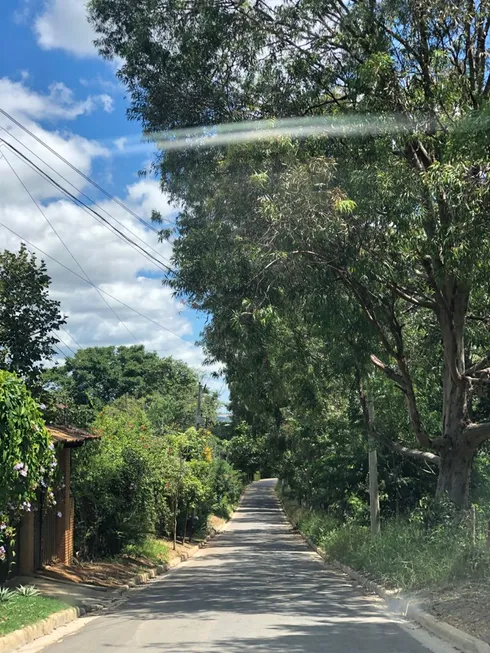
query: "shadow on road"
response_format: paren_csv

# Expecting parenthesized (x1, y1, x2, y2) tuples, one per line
(66, 480, 435, 652)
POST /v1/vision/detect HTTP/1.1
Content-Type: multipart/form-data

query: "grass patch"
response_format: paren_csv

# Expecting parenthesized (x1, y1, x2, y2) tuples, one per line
(0, 594, 68, 636)
(282, 497, 490, 592)
(123, 537, 170, 565)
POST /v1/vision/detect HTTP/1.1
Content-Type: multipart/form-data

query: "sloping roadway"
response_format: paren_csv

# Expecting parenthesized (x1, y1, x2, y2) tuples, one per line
(39, 479, 457, 652)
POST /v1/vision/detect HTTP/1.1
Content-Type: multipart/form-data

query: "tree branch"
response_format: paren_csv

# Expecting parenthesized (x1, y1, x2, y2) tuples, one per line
(370, 354, 407, 392)
(301, 95, 349, 114)
(465, 354, 490, 377)
(391, 284, 436, 309)
(466, 376, 490, 385)
(370, 353, 433, 449)
(465, 421, 490, 446)
(383, 439, 440, 465)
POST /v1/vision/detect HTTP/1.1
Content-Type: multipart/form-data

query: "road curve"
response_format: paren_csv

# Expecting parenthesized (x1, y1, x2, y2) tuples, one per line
(39, 479, 456, 653)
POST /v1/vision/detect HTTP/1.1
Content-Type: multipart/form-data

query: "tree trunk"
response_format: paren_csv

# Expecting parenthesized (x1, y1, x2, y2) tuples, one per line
(367, 394, 380, 536)
(172, 496, 178, 551)
(437, 443, 475, 507)
(182, 503, 189, 545)
(435, 281, 474, 508)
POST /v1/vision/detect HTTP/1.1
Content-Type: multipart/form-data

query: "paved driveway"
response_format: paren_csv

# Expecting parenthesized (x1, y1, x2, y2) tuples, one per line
(37, 480, 456, 652)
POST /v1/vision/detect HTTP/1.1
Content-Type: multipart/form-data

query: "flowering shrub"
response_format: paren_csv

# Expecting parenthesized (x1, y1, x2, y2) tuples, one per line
(0, 371, 58, 565)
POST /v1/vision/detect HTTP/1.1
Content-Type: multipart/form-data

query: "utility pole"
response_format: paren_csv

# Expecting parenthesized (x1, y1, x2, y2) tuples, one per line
(195, 382, 203, 428)
(367, 393, 380, 536)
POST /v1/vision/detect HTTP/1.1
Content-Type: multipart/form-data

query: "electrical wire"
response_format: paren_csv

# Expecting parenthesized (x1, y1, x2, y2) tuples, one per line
(60, 325, 83, 350)
(0, 107, 175, 230)
(0, 222, 196, 346)
(0, 125, 175, 265)
(55, 333, 77, 357)
(53, 343, 67, 359)
(1, 139, 173, 274)
(1, 147, 141, 344)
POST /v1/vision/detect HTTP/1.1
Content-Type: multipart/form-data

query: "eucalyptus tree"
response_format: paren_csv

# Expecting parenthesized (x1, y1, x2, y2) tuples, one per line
(89, 0, 490, 505)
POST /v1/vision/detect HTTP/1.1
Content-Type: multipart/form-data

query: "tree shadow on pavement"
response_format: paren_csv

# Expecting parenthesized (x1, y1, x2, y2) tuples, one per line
(45, 481, 439, 653)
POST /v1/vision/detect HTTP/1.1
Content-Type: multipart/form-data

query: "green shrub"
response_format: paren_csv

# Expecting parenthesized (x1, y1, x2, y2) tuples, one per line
(0, 587, 13, 603)
(73, 400, 242, 558)
(283, 498, 490, 591)
(72, 399, 161, 558)
(123, 537, 170, 564)
(16, 585, 41, 597)
(211, 459, 244, 516)
(0, 371, 60, 572)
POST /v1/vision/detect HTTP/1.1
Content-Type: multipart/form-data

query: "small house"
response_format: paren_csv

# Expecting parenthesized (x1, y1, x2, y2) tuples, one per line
(15, 425, 100, 576)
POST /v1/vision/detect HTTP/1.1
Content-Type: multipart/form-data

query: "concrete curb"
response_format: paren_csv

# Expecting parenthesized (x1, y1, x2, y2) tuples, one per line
(0, 501, 242, 653)
(114, 515, 235, 594)
(0, 606, 86, 653)
(281, 499, 490, 653)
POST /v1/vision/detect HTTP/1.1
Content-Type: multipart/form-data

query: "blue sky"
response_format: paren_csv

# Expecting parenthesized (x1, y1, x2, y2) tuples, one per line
(0, 0, 225, 400)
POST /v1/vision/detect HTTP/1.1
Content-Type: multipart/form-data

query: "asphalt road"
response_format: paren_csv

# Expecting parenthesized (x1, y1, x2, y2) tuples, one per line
(38, 479, 457, 653)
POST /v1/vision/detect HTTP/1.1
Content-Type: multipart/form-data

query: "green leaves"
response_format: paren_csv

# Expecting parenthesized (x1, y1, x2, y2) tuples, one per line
(0, 371, 58, 562)
(334, 198, 357, 215)
(43, 346, 207, 429)
(89, 0, 490, 504)
(72, 396, 237, 557)
(0, 245, 64, 388)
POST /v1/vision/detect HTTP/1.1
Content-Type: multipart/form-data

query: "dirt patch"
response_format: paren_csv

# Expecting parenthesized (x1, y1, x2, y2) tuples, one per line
(41, 539, 201, 589)
(41, 559, 154, 588)
(167, 539, 202, 561)
(419, 583, 490, 645)
(37, 514, 228, 590)
(208, 515, 227, 532)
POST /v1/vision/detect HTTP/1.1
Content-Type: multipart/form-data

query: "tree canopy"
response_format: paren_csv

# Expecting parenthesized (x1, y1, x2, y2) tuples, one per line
(44, 345, 219, 430)
(45, 345, 195, 404)
(0, 245, 65, 387)
(89, 0, 490, 506)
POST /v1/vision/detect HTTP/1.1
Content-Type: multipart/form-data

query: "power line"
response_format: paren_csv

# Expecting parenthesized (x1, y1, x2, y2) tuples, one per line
(0, 139, 174, 275)
(1, 139, 173, 274)
(0, 222, 196, 347)
(0, 107, 175, 231)
(0, 125, 174, 266)
(0, 163, 83, 358)
(53, 343, 67, 359)
(55, 332, 77, 357)
(2, 147, 141, 345)
(60, 325, 83, 350)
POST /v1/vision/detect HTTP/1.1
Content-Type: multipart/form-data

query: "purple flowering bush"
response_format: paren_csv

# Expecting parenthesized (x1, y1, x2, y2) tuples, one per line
(0, 371, 58, 564)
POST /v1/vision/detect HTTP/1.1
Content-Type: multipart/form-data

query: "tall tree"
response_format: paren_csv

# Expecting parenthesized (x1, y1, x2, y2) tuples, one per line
(44, 345, 219, 429)
(0, 245, 65, 386)
(89, 0, 490, 505)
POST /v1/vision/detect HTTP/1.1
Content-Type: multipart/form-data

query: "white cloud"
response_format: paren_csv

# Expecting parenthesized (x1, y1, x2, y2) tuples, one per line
(80, 75, 124, 94)
(34, 0, 96, 57)
(13, 0, 35, 25)
(0, 77, 113, 203)
(126, 179, 177, 223)
(0, 77, 114, 122)
(0, 77, 219, 391)
(99, 94, 114, 113)
(0, 175, 212, 375)
(114, 136, 127, 152)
